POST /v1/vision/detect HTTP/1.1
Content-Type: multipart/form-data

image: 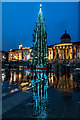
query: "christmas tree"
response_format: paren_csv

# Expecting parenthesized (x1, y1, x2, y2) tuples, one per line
(31, 4, 48, 67)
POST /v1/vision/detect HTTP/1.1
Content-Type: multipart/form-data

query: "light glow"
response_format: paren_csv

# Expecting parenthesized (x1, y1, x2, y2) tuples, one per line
(27, 55, 30, 60)
(40, 4, 42, 12)
(40, 4, 42, 7)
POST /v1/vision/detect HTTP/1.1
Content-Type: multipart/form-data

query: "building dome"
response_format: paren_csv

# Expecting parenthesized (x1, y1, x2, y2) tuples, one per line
(61, 30, 71, 43)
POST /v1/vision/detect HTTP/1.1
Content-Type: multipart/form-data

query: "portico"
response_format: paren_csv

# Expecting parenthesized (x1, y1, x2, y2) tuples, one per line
(48, 30, 80, 61)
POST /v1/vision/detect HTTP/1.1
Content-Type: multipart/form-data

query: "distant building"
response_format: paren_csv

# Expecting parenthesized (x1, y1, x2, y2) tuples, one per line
(0, 51, 8, 62)
(8, 43, 32, 62)
(8, 30, 80, 62)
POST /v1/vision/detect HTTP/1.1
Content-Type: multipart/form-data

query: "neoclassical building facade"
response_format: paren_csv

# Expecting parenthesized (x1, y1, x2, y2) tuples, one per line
(48, 30, 80, 61)
(8, 44, 32, 62)
(8, 30, 80, 62)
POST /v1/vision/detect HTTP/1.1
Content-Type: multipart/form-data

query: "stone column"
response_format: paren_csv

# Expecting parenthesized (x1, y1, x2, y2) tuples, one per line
(69, 46, 71, 59)
(66, 46, 68, 59)
(49, 50, 50, 60)
(62, 47, 63, 59)
(56, 47, 58, 60)
(75, 46, 77, 59)
(65, 46, 66, 59)
(77, 47, 79, 59)
(68, 46, 70, 59)
(55, 47, 57, 60)
(58, 47, 60, 59)
(73, 46, 75, 59)
(59, 47, 61, 60)
(72, 45, 74, 59)
(71, 46, 73, 59)
(67, 46, 69, 59)
(63, 47, 65, 59)
(53, 49, 55, 60)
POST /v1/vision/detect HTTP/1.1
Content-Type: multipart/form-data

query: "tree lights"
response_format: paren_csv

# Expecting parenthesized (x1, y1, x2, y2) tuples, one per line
(31, 5, 48, 67)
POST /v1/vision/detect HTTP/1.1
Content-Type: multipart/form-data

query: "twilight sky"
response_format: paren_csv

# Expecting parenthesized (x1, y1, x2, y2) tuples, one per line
(2, 2, 78, 51)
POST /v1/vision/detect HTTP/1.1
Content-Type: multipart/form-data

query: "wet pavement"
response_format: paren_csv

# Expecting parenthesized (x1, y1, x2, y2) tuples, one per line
(2, 64, 80, 119)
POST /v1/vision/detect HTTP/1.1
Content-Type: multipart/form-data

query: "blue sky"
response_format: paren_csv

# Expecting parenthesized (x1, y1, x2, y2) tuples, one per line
(2, 2, 78, 51)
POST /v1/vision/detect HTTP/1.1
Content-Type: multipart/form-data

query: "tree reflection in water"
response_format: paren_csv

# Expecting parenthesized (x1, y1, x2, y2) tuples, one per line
(31, 71, 48, 118)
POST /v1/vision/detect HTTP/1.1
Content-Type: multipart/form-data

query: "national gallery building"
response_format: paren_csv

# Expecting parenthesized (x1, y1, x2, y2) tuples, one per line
(8, 30, 80, 62)
(48, 30, 80, 61)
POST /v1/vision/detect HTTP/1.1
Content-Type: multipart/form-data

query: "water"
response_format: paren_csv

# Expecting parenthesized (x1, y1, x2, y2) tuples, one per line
(2, 64, 80, 118)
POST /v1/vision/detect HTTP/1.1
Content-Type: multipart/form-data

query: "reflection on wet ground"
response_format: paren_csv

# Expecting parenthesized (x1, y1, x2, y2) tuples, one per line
(2, 64, 80, 118)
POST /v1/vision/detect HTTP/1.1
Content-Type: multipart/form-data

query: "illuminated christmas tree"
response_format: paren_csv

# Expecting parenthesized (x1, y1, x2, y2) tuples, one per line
(31, 4, 48, 67)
